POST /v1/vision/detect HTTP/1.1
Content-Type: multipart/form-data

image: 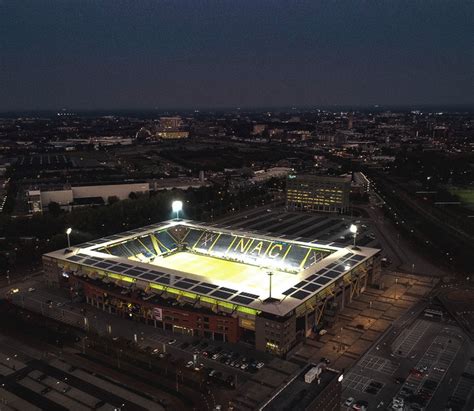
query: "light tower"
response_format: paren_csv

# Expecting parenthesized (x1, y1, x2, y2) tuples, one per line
(172, 201, 183, 220)
(66, 227, 72, 249)
(350, 224, 359, 250)
(268, 271, 274, 300)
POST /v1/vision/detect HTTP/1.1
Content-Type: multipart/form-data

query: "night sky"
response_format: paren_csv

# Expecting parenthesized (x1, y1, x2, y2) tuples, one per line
(1, 0, 473, 110)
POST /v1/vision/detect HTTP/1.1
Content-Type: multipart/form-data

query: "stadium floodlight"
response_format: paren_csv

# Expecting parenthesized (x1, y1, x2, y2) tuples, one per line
(350, 224, 358, 249)
(172, 200, 183, 220)
(66, 227, 72, 249)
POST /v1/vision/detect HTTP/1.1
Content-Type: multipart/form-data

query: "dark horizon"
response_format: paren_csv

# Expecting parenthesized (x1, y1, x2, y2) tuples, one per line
(1, 0, 473, 111)
(1, 103, 474, 118)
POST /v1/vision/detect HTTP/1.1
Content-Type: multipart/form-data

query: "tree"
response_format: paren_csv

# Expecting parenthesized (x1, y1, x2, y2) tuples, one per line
(48, 202, 61, 216)
(108, 196, 119, 205)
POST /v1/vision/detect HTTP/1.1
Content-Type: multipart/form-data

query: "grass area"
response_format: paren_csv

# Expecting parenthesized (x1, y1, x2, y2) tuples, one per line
(152, 251, 298, 297)
(448, 187, 474, 206)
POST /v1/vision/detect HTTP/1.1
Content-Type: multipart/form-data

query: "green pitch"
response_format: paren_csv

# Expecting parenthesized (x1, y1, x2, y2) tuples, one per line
(152, 251, 297, 296)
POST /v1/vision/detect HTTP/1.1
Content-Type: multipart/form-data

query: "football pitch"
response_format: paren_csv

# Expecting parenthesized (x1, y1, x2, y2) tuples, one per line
(152, 251, 298, 296)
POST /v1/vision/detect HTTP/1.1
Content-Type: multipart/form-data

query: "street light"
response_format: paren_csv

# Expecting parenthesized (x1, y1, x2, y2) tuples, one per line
(350, 224, 358, 249)
(172, 200, 183, 220)
(66, 227, 72, 249)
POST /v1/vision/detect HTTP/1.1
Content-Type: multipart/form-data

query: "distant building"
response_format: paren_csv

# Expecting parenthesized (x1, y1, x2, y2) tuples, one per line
(286, 174, 351, 213)
(261, 363, 342, 411)
(348, 112, 353, 130)
(159, 116, 182, 129)
(157, 116, 189, 139)
(27, 182, 150, 213)
(149, 177, 209, 191)
(251, 167, 293, 183)
(252, 124, 267, 135)
(156, 130, 189, 139)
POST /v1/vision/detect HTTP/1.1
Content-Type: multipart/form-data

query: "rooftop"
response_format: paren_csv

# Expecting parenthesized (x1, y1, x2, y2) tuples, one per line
(45, 220, 379, 316)
(261, 364, 340, 411)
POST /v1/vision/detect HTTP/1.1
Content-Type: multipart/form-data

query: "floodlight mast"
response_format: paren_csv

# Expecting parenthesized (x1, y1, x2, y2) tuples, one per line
(268, 271, 274, 299)
(172, 201, 183, 220)
(350, 224, 358, 249)
(66, 227, 72, 249)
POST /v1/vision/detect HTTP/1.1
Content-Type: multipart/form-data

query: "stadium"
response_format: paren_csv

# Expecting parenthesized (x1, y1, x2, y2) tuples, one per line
(43, 218, 381, 355)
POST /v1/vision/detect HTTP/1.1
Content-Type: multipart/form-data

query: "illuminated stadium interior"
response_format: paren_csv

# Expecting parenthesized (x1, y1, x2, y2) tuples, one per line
(97, 223, 333, 274)
(47, 220, 379, 316)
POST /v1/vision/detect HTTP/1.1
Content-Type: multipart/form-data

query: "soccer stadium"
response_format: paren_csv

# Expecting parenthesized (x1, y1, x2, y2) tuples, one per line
(43, 219, 381, 355)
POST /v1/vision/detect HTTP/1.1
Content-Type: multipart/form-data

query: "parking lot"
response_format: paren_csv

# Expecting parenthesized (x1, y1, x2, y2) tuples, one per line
(359, 355, 399, 375)
(393, 331, 463, 409)
(391, 319, 431, 358)
(342, 313, 474, 411)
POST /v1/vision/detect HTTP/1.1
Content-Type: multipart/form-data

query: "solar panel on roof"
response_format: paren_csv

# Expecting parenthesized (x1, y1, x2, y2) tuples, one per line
(174, 281, 194, 289)
(294, 281, 307, 288)
(67, 255, 83, 262)
(303, 283, 320, 292)
(291, 290, 310, 300)
(332, 265, 346, 272)
(83, 258, 98, 265)
(124, 268, 143, 277)
(147, 270, 163, 276)
(184, 278, 199, 284)
(112, 266, 128, 273)
(350, 255, 365, 261)
(210, 290, 233, 299)
(231, 295, 254, 305)
(95, 261, 114, 269)
(282, 287, 297, 296)
(240, 292, 259, 298)
(323, 270, 340, 279)
(200, 282, 218, 289)
(140, 273, 159, 281)
(192, 285, 214, 294)
(155, 277, 170, 285)
(170, 276, 182, 283)
(219, 287, 238, 294)
(314, 277, 331, 285)
(305, 274, 317, 281)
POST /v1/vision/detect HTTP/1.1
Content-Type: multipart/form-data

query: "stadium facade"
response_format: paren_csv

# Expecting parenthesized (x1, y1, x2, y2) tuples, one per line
(43, 219, 381, 356)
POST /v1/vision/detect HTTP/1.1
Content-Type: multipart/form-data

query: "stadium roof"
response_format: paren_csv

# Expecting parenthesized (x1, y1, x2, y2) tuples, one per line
(45, 220, 380, 316)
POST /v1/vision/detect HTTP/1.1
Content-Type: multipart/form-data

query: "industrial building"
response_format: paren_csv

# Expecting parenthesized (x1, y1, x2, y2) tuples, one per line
(286, 174, 351, 213)
(28, 182, 150, 213)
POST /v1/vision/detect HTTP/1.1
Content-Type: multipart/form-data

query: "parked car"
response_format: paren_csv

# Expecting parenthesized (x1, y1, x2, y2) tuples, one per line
(344, 397, 354, 406)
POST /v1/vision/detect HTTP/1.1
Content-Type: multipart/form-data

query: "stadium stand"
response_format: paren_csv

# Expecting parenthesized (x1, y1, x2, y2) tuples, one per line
(194, 231, 220, 252)
(182, 228, 203, 248)
(153, 230, 178, 252)
(210, 233, 235, 255)
(284, 245, 311, 269)
(99, 225, 333, 274)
